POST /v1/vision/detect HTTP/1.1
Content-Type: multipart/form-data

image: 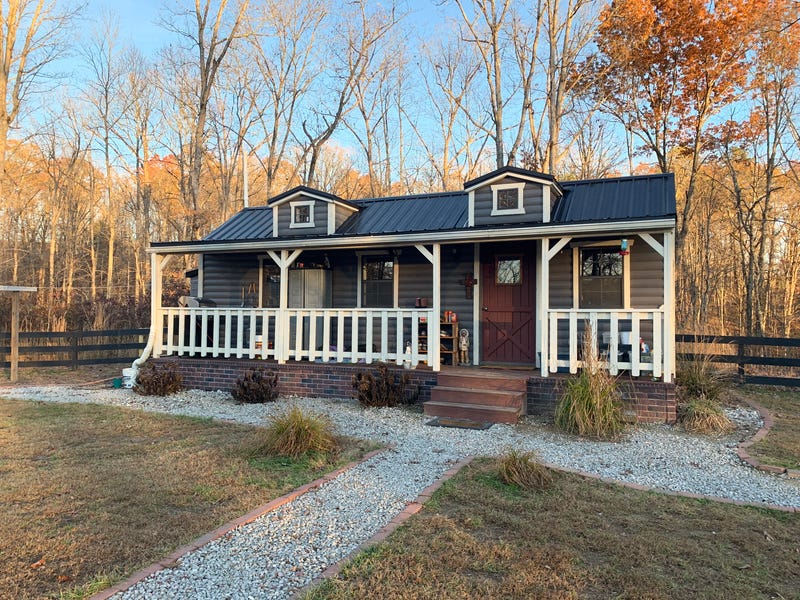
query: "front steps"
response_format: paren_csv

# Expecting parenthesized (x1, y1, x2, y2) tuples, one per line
(423, 369, 528, 424)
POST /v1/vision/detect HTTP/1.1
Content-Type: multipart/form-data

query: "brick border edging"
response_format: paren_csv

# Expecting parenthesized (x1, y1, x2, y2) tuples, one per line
(295, 455, 476, 597)
(733, 397, 800, 479)
(88, 448, 387, 600)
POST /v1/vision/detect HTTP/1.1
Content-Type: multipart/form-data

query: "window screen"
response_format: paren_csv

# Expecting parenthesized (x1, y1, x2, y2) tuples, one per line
(362, 259, 394, 307)
(580, 248, 622, 308)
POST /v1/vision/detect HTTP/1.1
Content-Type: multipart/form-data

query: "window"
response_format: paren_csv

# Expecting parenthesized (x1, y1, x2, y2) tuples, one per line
(290, 200, 314, 228)
(260, 265, 280, 308)
(362, 258, 394, 307)
(580, 248, 623, 308)
(496, 256, 522, 285)
(490, 182, 525, 215)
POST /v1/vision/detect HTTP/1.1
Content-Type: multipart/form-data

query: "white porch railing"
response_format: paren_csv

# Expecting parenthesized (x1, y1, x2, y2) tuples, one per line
(154, 307, 434, 367)
(547, 308, 666, 378)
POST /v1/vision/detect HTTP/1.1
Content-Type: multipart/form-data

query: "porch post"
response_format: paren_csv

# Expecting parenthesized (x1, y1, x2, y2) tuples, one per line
(472, 242, 480, 366)
(268, 249, 302, 364)
(663, 231, 676, 382)
(538, 238, 550, 377)
(151, 253, 165, 358)
(432, 243, 441, 371)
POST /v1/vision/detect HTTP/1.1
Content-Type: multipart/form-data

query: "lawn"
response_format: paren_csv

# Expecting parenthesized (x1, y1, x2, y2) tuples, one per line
(306, 458, 800, 600)
(734, 386, 800, 471)
(0, 397, 372, 599)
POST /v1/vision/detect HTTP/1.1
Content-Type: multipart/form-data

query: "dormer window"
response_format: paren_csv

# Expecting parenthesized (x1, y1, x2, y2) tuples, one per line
(290, 200, 314, 228)
(490, 182, 525, 216)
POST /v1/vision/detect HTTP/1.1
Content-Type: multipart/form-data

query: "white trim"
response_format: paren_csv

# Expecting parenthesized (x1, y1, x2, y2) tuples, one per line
(663, 230, 676, 382)
(468, 190, 475, 227)
(472, 242, 480, 366)
(269, 190, 359, 211)
(357, 251, 398, 309)
(327, 203, 336, 235)
(547, 237, 571, 261)
(432, 243, 441, 371)
(538, 238, 550, 376)
(638, 232, 664, 256)
(623, 252, 631, 308)
(272, 206, 279, 238)
(197, 254, 204, 297)
(542, 185, 551, 223)
(490, 182, 526, 216)
(289, 200, 315, 229)
(574, 245, 630, 309)
(464, 172, 557, 192)
(149, 218, 678, 254)
(569, 239, 635, 248)
(572, 247, 579, 308)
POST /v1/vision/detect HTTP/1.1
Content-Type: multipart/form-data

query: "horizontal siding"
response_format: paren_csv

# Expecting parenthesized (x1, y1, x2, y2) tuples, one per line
(549, 244, 573, 308)
(201, 253, 261, 307)
(277, 197, 328, 237)
(473, 176, 544, 226)
(440, 244, 475, 341)
(631, 235, 664, 308)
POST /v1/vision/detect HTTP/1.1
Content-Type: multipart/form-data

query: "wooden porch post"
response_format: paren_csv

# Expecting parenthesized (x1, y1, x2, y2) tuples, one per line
(1, 286, 37, 383)
(663, 231, 676, 382)
(432, 243, 441, 371)
(268, 249, 302, 364)
(538, 239, 549, 377)
(151, 253, 170, 358)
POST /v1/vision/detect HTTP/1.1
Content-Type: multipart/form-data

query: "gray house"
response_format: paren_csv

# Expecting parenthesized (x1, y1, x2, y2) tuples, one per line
(136, 166, 678, 423)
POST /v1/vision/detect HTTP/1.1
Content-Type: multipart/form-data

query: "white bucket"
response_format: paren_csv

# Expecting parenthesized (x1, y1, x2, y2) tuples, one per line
(122, 368, 136, 389)
(619, 332, 632, 346)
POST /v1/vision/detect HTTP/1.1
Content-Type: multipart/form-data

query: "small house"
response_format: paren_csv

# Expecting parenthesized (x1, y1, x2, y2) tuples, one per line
(136, 166, 677, 423)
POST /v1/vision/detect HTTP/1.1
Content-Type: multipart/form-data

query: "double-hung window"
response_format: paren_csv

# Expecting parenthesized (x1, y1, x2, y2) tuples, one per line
(361, 258, 394, 307)
(579, 248, 623, 308)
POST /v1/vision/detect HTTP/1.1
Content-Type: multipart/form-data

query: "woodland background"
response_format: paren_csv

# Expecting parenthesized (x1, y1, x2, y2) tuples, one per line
(1, 0, 799, 337)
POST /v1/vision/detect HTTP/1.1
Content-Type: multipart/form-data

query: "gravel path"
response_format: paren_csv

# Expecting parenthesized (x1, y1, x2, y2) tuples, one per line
(3, 385, 799, 599)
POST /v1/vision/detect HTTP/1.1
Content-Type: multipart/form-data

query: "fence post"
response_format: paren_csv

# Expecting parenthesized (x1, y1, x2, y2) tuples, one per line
(69, 332, 79, 370)
(737, 340, 746, 383)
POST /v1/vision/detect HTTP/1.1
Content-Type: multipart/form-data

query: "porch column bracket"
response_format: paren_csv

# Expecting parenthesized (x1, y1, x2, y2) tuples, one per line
(546, 237, 571, 262)
(267, 249, 303, 269)
(159, 255, 173, 270)
(414, 244, 435, 264)
(638, 233, 664, 257)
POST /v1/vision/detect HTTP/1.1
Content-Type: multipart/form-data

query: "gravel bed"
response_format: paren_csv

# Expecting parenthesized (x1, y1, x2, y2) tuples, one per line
(3, 385, 799, 599)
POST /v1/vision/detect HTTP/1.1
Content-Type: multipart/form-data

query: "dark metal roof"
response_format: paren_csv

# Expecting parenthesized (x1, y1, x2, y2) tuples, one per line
(266, 185, 360, 210)
(205, 206, 273, 240)
(338, 192, 468, 235)
(554, 173, 676, 223)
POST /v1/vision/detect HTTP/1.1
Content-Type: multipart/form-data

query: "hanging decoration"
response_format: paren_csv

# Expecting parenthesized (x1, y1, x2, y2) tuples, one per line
(619, 238, 630, 256)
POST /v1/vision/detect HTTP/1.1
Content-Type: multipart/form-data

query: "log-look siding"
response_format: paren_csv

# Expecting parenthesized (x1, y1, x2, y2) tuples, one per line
(277, 198, 328, 237)
(473, 176, 544, 226)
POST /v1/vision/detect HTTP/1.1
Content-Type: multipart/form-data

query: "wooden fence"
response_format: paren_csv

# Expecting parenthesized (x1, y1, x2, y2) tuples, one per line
(0, 328, 148, 370)
(676, 334, 800, 387)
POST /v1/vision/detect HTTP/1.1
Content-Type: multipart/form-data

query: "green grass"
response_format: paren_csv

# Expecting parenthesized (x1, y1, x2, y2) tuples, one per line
(304, 458, 800, 600)
(0, 397, 373, 599)
(735, 386, 800, 470)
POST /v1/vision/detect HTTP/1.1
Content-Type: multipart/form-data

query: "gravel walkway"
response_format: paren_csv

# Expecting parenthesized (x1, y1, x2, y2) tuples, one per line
(3, 385, 799, 599)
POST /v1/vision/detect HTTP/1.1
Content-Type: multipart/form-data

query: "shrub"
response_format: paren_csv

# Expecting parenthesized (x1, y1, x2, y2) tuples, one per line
(498, 450, 553, 491)
(678, 395, 733, 434)
(133, 361, 183, 396)
(232, 368, 279, 404)
(251, 405, 338, 460)
(676, 353, 728, 403)
(351, 362, 414, 408)
(554, 325, 625, 440)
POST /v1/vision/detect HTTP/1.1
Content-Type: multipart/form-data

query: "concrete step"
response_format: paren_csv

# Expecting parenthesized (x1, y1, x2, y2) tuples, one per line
(423, 400, 521, 424)
(431, 386, 526, 408)
(436, 371, 528, 392)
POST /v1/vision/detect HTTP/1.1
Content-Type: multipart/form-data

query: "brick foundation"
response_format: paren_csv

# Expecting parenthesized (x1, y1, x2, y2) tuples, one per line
(151, 358, 676, 424)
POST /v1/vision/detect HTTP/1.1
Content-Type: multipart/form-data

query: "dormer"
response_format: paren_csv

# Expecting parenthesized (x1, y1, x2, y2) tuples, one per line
(463, 166, 563, 227)
(267, 186, 360, 238)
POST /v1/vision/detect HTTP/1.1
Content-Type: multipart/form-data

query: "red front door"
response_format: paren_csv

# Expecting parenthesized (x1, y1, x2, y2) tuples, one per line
(481, 243, 536, 364)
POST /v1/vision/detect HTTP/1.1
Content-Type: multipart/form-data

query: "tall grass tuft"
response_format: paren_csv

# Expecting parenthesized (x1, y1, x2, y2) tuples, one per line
(554, 324, 626, 440)
(251, 405, 338, 460)
(498, 450, 553, 491)
(678, 395, 734, 434)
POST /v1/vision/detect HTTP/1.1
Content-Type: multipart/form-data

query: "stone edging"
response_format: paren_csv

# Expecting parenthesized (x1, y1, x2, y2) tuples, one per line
(88, 448, 386, 600)
(734, 397, 800, 479)
(296, 455, 476, 597)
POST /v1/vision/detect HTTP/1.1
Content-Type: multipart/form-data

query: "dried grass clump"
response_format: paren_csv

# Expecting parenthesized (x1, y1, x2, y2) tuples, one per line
(676, 353, 728, 403)
(554, 325, 626, 440)
(351, 362, 413, 407)
(678, 396, 733, 434)
(498, 450, 553, 491)
(133, 361, 183, 396)
(251, 405, 338, 459)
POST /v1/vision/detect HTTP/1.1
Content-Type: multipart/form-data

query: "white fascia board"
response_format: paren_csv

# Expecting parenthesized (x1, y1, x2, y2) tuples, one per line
(463, 172, 558, 192)
(148, 218, 677, 254)
(270, 190, 358, 212)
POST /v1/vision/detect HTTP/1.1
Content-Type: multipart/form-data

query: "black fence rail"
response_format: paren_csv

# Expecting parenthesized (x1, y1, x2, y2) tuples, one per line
(676, 334, 800, 387)
(0, 328, 148, 369)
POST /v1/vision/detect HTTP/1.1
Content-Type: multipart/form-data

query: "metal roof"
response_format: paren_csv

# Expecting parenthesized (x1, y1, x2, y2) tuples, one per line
(199, 173, 674, 243)
(337, 192, 468, 236)
(205, 206, 273, 241)
(555, 173, 676, 223)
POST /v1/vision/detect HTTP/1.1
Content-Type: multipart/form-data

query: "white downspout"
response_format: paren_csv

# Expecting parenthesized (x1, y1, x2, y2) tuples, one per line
(131, 253, 168, 377)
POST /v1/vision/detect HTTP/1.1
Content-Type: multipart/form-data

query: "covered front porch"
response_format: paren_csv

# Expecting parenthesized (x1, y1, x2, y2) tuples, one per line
(141, 232, 676, 383)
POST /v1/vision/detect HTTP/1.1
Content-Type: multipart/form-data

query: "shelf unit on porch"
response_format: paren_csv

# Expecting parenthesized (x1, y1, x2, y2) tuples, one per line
(419, 318, 458, 367)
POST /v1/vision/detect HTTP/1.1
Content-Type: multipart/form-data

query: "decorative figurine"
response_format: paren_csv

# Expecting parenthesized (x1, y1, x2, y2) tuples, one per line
(458, 328, 470, 365)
